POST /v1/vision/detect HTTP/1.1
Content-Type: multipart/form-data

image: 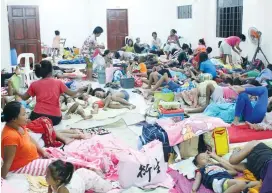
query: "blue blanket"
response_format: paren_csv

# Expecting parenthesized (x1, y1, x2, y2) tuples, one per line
(204, 103, 236, 123)
(204, 101, 257, 123)
(58, 58, 86, 64)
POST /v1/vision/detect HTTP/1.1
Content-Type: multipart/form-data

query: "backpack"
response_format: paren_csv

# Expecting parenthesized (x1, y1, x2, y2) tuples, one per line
(248, 59, 265, 71)
(139, 123, 172, 161)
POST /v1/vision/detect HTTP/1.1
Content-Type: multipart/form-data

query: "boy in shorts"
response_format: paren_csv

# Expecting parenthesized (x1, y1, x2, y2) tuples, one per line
(192, 151, 260, 193)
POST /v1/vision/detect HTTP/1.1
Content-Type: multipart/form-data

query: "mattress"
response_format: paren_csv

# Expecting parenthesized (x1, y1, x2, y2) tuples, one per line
(228, 124, 272, 143)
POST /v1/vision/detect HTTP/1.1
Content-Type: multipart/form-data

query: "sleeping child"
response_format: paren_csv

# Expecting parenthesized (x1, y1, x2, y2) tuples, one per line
(92, 88, 136, 110)
(192, 151, 260, 193)
(60, 95, 92, 120)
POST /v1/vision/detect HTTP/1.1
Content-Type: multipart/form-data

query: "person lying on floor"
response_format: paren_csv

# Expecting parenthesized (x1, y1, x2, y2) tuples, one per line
(229, 141, 272, 193)
(144, 73, 180, 98)
(52, 66, 83, 79)
(183, 81, 239, 113)
(142, 65, 172, 89)
(232, 86, 269, 125)
(192, 151, 260, 193)
(246, 97, 272, 130)
(92, 88, 136, 110)
(15, 60, 88, 126)
(46, 160, 112, 193)
(1, 101, 51, 178)
(255, 64, 272, 86)
(127, 56, 148, 77)
(60, 96, 92, 120)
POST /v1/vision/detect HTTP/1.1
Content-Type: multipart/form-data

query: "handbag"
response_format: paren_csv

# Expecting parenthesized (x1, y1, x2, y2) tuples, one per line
(116, 140, 172, 189)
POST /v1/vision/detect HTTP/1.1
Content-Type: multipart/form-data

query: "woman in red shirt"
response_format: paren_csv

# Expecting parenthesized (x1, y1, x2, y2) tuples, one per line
(17, 60, 86, 125)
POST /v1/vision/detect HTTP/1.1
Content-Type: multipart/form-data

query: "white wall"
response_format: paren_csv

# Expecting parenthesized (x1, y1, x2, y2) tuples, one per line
(2, 0, 271, 69)
(6, 0, 91, 48)
(1, 0, 11, 72)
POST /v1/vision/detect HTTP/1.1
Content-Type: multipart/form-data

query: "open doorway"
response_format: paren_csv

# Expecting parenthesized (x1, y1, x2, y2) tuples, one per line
(107, 9, 128, 51)
(8, 5, 42, 63)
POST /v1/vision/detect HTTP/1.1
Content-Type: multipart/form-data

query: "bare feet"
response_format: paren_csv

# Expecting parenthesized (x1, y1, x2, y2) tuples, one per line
(245, 121, 263, 131)
(232, 117, 240, 125)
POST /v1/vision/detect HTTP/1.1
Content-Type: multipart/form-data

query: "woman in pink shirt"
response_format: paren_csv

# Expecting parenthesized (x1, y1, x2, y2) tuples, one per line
(219, 34, 246, 64)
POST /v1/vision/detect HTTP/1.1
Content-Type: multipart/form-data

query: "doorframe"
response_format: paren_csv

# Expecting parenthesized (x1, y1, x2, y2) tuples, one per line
(106, 9, 129, 51)
(8, 5, 42, 62)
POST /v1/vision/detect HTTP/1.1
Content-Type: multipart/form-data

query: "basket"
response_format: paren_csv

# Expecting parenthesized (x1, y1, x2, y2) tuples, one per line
(120, 77, 135, 89)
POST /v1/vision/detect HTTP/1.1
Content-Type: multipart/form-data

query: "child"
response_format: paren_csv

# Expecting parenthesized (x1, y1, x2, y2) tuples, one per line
(91, 99, 132, 114)
(122, 39, 135, 53)
(46, 160, 112, 193)
(52, 30, 61, 56)
(128, 56, 147, 77)
(61, 96, 92, 120)
(220, 34, 246, 64)
(92, 88, 136, 110)
(192, 151, 260, 193)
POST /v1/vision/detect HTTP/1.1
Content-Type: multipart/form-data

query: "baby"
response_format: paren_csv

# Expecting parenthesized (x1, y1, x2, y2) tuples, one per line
(192, 151, 260, 193)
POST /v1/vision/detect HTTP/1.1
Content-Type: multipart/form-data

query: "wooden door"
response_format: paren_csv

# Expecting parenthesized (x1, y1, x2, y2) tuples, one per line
(107, 9, 128, 51)
(8, 6, 42, 63)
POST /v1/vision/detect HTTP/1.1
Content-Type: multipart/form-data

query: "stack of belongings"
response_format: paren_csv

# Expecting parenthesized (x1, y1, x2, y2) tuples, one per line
(158, 101, 184, 121)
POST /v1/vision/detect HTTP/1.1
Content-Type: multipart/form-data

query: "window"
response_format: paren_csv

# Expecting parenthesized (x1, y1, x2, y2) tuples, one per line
(216, 0, 243, 38)
(177, 5, 192, 19)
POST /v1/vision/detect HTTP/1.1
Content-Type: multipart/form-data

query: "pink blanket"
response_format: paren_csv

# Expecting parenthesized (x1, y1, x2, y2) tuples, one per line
(157, 115, 229, 146)
(46, 134, 129, 181)
(168, 169, 213, 193)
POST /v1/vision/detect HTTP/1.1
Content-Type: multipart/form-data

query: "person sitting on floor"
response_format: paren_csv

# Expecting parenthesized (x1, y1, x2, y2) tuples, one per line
(15, 60, 88, 126)
(46, 160, 112, 193)
(150, 32, 163, 55)
(127, 56, 148, 78)
(232, 86, 269, 125)
(196, 52, 217, 80)
(92, 88, 136, 110)
(229, 141, 272, 193)
(164, 29, 181, 57)
(192, 151, 260, 193)
(134, 37, 148, 54)
(1, 101, 51, 178)
(122, 39, 135, 53)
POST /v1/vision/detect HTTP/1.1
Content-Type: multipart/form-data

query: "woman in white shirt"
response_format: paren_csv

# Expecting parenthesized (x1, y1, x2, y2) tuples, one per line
(151, 32, 162, 51)
(46, 160, 112, 193)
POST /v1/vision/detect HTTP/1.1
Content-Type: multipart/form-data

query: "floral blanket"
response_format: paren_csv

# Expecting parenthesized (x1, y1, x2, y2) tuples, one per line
(156, 115, 229, 146)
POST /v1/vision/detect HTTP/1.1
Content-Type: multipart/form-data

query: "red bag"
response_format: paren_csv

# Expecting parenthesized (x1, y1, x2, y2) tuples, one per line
(26, 117, 62, 147)
(134, 76, 143, 87)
